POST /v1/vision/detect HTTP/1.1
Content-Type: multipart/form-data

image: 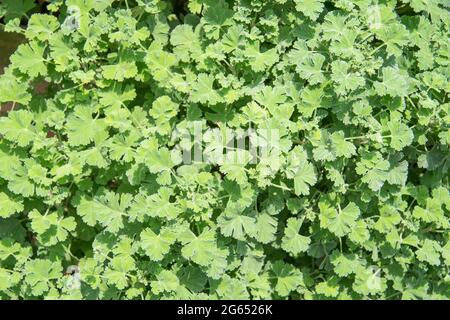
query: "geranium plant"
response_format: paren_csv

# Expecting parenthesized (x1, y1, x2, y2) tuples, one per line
(0, 0, 448, 300)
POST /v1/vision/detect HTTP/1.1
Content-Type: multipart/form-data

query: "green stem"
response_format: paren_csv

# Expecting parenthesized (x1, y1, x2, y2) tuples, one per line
(358, 32, 373, 44)
(269, 183, 292, 192)
(369, 43, 387, 56)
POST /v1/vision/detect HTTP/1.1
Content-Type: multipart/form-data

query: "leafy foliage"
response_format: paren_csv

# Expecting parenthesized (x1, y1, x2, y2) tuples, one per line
(0, 0, 449, 300)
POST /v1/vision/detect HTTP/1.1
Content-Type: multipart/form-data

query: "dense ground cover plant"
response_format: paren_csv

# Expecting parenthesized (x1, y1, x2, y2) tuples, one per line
(0, 0, 449, 300)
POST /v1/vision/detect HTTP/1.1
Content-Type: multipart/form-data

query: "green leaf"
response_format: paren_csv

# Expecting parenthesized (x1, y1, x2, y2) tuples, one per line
(416, 239, 441, 266)
(293, 162, 317, 196)
(315, 277, 340, 297)
(271, 261, 304, 297)
(77, 191, 132, 232)
(179, 228, 217, 267)
(29, 209, 76, 245)
(0, 268, 21, 291)
(0, 74, 31, 104)
(331, 61, 365, 95)
(24, 259, 62, 296)
(376, 23, 409, 57)
(387, 120, 413, 151)
(296, 53, 325, 85)
(10, 42, 47, 78)
(286, 147, 317, 196)
(104, 256, 135, 290)
(352, 266, 386, 296)
(0, 193, 23, 218)
(101, 61, 138, 81)
(170, 24, 202, 61)
(202, 0, 234, 40)
(66, 106, 107, 146)
(374, 67, 410, 97)
(26, 14, 59, 41)
(319, 201, 360, 237)
(281, 218, 311, 256)
(2, 0, 35, 22)
(145, 44, 177, 82)
(330, 251, 362, 277)
(254, 213, 277, 244)
(331, 131, 356, 158)
(99, 85, 136, 109)
(151, 270, 180, 294)
(149, 96, 179, 135)
(218, 209, 256, 241)
(0, 110, 36, 147)
(140, 227, 176, 261)
(294, 0, 325, 21)
(244, 43, 279, 73)
(190, 73, 223, 105)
